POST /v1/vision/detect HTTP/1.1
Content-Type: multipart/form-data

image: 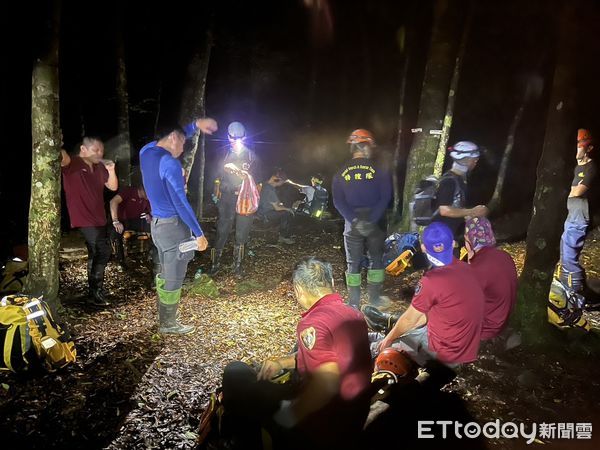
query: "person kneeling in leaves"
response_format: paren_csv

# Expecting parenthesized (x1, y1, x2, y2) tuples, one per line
(219, 257, 372, 450)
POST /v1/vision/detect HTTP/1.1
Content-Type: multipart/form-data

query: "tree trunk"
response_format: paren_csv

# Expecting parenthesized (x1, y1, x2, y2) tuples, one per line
(517, 2, 578, 338)
(399, 0, 465, 231)
(433, 1, 473, 177)
(195, 133, 207, 218)
(26, 0, 62, 307)
(392, 53, 410, 219)
(488, 102, 525, 213)
(115, 8, 132, 185)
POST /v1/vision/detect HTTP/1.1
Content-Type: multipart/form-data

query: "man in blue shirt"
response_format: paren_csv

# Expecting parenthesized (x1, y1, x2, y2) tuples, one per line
(140, 118, 217, 334)
(332, 129, 392, 310)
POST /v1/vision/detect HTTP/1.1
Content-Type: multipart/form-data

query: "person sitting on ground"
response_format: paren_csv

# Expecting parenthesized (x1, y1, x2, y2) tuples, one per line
(109, 185, 159, 274)
(464, 217, 518, 340)
(220, 257, 372, 450)
(374, 222, 484, 367)
(286, 173, 329, 219)
(257, 170, 296, 245)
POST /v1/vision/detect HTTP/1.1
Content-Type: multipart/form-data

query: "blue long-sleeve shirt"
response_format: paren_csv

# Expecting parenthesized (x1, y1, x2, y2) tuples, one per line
(332, 157, 392, 223)
(140, 122, 204, 237)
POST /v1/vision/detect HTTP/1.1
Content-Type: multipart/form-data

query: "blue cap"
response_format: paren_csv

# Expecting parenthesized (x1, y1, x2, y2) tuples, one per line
(422, 222, 454, 266)
(227, 121, 246, 139)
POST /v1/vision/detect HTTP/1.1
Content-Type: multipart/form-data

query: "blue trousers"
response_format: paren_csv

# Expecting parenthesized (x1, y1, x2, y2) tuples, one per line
(560, 198, 589, 273)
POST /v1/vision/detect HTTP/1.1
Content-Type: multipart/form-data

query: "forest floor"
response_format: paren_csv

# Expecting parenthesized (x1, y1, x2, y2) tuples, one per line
(1, 218, 600, 450)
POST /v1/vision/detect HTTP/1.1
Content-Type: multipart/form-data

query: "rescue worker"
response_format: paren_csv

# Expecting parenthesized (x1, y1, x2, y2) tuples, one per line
(210, 122, 259, 276)
(287, 173, 329, 219)
(257, 170, 296, 244)
(332, 129, 392, 309)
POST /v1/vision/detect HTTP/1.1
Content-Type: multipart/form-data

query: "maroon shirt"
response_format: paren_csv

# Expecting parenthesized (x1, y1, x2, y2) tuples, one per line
(469, 246, 517, 340)
(296, 293, 372, 401)
(411, 259, 484, 364)
(117, 187, 150, 221)
(62, 156, 109, 228)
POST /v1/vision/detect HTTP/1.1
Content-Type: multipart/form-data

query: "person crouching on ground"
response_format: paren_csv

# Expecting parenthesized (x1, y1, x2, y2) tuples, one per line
(375, 222, 484, 367)
(257, 169, 296, 244)
(221, 257, 372, 449)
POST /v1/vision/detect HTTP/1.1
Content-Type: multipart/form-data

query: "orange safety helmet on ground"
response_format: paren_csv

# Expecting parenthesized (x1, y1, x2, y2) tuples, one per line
(374, 347, 414, 381)
(578, 129, 593, 147)
(347, 129, 376, 146)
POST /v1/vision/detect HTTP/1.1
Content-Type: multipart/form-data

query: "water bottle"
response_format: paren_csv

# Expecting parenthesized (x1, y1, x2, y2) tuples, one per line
(178, 238, 198, 253)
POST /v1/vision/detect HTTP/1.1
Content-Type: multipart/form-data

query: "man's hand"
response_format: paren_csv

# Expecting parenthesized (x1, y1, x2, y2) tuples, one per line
(113, 221, 124, 234)
(377, 334, 395, 354)
(196, 235, 209, 252)
(469, 205, 489, 218)
(211, 193, 219, 204)
(353, 219, 376, 237)
(257, 359, 284, 381)
(196, 118, 218, 135)
(101, 159, 116, 171)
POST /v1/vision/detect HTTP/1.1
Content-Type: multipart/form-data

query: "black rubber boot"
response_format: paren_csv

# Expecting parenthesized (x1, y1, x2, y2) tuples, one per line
(367, 281, 392, 309)
(209, 248, 223, 276)
(348, 285, 362, 309)
(159, 302, 195, 335)
(233, 244, 244, 278)
(88, 265, 110, 307)
(361, 305, 399, 333)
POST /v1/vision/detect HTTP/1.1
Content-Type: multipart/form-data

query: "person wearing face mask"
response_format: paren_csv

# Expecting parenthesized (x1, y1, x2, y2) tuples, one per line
(332, 129, 392, 310)
(209, 121, 260, 276)
(434, 141, 489, 246)
(61, 136, 118, 307)
(139, 117, 217, 334)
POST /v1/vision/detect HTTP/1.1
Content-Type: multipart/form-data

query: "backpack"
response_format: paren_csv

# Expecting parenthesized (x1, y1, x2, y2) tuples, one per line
(411, 173, 461, 227)
(0, 294, 76, 373)
(384, 232, 420, 276)
(236, 174, 260, 216)
(309, 186, 329, 219)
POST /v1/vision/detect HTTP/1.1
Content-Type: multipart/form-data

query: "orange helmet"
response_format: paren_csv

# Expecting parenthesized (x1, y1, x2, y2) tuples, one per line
(578, 129, 593, 147)
(374, 347, 414, 380)
(347, 129, 376, 146)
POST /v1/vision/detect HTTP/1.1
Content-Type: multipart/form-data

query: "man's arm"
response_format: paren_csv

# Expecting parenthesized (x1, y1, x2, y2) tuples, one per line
(438, 204, 488, 219)
(378, 305, 427, 351)
(183, 118, 218, 139)
(273, 362, 340, 428)
(569, 184, 590, 197)
(257, 354, 296, 380)
(60, 150, 71, 167)
(332, 176, 355, 222)
(103, 161, 118, 191)
(369, 171, 393, 223)
(109, 194, 124, 233)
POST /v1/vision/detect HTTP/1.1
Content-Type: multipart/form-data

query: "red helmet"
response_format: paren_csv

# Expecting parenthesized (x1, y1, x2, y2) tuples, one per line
(347, 129, 376, 146)
(578, 129, 593, 147)
(374, 347, 414, 381)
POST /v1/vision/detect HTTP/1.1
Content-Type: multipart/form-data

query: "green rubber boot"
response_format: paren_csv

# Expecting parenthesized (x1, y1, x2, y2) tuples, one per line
(157, 284, 195, 334)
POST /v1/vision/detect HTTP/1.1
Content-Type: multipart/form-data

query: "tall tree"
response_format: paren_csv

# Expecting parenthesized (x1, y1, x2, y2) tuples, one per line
(517, 1, 578, 335)
(26, 0, 62, 307)
(392, 28, 409, 219)
(114, 5, 132, 185)
(180, 28, 213, 217)
(399, 0, 466, 231)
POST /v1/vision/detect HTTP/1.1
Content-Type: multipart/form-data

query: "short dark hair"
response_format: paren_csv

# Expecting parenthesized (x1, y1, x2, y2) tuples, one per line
(156, 123, 185, 141)
(292, 257, 334, 296)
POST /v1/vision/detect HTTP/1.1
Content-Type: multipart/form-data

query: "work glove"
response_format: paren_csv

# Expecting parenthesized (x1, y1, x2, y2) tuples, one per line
(211, 194, 219, 204)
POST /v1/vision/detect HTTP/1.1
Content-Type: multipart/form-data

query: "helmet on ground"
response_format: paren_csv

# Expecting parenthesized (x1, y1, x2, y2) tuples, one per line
(228, 121, 246, 140)
(577, 129, 593, 147)
(374, 347, 414, 380)
(448, 141, 480, 160)
(347, 129, 375, 146)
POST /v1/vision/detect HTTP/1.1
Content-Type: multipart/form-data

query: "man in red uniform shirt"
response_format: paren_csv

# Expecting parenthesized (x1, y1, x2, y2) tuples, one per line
(108, 185, 157, 271)
(61, 137, 118, 306)
(377, 222, 484, 366)
(221, 257, 372, 449)
(464, 217, 518, 340)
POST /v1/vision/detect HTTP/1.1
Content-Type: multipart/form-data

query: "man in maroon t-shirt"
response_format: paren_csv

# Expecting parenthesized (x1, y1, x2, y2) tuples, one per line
(61, 137, 118, 306)
(464, 217, 517, 340)
(221, 257, 372, 449)
(377, 222, 484, 366)
(108, 186, 156, 270)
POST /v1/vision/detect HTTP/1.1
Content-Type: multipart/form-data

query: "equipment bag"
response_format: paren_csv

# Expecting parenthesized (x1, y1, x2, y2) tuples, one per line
(411, 173, 461, 227)
(236, 174, 260, 216)
(384, 232, 420, 276)
(0, 303, 33, 372)
(0, 294, 76, 372)
(309, 186, 329, 219)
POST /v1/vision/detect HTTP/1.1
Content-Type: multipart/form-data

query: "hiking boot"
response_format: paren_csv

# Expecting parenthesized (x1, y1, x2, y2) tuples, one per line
(209, 248, 223, 276)
(362, 305, 399, 333)
(278, 236, 296, 245)
(232, 244, 245, 277)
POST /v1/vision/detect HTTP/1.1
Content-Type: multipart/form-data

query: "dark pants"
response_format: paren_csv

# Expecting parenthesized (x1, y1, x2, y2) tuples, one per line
(215, 192, 254, 251)
(79, 226, 111, 279)
(109, 218, 158, 266)
(221, 361, 368, 450)
(343, 220, 385, 273)
(560, 197, 589, 274)
(260, 210, 292, 237)
(150, 217, 194, 291)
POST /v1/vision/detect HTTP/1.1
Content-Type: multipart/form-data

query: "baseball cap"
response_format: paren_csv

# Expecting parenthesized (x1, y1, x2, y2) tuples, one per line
(448, 141, 480, 160)
(422, 222, 454, 266)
